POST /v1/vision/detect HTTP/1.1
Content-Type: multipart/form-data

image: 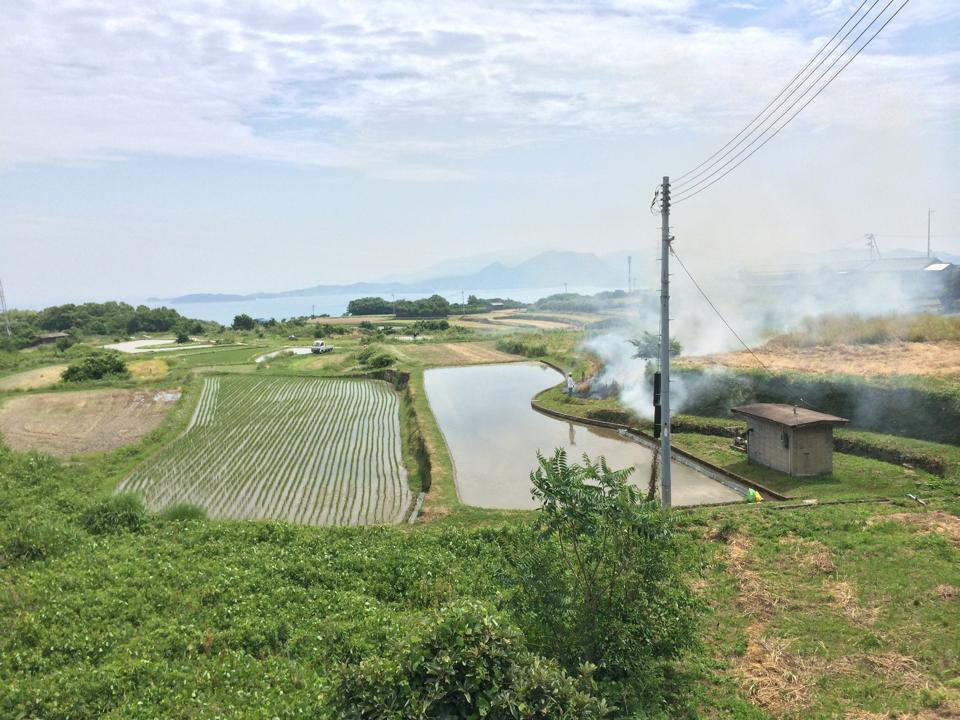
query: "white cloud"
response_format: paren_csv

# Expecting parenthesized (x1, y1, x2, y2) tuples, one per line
(0, 0, 955, 171)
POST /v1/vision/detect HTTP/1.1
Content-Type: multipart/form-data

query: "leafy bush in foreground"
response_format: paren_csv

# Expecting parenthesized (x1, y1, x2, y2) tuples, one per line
(80, 493, 146, 534)
(507, 450, 698, 709)
(61, 350, 129, 382)
(329, 601, 608, 719)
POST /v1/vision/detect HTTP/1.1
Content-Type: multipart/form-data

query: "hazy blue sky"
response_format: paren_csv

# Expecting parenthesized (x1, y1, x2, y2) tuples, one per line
(1, 0, 957, 307)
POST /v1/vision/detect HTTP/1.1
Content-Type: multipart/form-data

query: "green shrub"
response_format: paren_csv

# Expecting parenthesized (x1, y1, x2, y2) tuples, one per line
(328, 601, 608, 719)
(367, 353, 394, 369)
(506, 450, 698, 709)
(495, 339, 548, 358)
(61, 351, 129, 382)
(2, 521, 75, 562)
(159, 503, 207, 521)
(80, 493, 146, 535)
(356, 346, 377, 364)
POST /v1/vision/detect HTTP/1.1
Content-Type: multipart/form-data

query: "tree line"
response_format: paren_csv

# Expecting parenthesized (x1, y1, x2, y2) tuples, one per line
(1, 302, 217, 351)
(347, 294, 523, 317)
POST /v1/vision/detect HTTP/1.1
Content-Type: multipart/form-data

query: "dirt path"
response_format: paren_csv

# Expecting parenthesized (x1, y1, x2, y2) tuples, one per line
(0, 365, 67, 391)
(0, 388, 181, 456)
(686, 341, 960, 377)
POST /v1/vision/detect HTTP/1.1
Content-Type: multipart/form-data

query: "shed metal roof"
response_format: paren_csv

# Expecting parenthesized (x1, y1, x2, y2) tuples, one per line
(731, 403, 849, 428)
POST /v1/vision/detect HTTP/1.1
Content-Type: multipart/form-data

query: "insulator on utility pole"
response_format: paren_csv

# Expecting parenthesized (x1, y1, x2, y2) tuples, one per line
(658, 175, 672, 508)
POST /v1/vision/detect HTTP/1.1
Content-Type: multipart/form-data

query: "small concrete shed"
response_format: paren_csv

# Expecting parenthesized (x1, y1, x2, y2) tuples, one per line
(731, 403, 849, 477)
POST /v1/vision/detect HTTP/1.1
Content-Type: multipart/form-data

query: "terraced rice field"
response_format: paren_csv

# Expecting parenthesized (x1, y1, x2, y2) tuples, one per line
(120, 376, 410, 525)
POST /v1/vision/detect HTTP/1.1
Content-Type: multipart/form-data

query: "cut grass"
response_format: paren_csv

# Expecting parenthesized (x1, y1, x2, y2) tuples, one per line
(684, 498, 960, 719)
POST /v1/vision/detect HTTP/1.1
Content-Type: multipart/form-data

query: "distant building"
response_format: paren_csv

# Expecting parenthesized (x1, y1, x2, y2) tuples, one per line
(739, 255, 956, 314)
(731, 403, 849, 477)
(30, 332, 69, 346)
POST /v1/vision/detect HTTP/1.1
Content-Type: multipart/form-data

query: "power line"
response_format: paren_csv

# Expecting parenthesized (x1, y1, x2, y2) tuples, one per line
(674, 0, 881, 190)
(669, 245, 832, 414)
(674, 0, 910, 205)
(668, 244, 769, 372)
(675, 0, 904, 202)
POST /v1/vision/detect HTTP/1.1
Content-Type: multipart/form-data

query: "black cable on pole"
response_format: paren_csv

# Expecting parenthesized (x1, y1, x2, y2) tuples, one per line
(674, 0, 910, 205)
(673, 0, 880, 189)
(669, 245, 770, 372)
(671, 246, 841, 413)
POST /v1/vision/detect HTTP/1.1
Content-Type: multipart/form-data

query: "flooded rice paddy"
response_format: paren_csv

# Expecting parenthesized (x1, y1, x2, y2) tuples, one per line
(424, 362, 742, 509)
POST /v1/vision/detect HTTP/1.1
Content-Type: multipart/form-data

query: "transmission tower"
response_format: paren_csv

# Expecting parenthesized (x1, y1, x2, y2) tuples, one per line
(865, 233, 881, 261)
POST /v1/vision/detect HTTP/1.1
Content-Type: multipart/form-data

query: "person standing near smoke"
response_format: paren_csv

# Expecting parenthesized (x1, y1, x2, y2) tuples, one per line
(565, 372, 575, 395)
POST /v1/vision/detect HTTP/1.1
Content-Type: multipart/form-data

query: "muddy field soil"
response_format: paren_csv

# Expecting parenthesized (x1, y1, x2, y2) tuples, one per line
(687, 341, 960, 378)
(391, 341, 521, 366)
(0, 365, 68, 391)
(0, 388, 180, 456)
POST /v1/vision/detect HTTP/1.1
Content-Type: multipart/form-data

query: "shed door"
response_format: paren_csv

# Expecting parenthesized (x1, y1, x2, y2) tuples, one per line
(794, 427, 829, 476)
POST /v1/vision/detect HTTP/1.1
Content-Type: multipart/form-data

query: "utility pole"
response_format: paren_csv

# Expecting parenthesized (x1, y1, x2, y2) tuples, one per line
(391, 293, 397, 317)
(627, 255, 632, 293)
(658, 176, 672, 507)
(0, 278, 10, 337)
(564, 282, 568, 294)
(927, 209, 934, 258)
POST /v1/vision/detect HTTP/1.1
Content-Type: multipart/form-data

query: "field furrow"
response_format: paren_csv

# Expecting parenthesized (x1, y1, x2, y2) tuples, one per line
(121, 375, 409, 525)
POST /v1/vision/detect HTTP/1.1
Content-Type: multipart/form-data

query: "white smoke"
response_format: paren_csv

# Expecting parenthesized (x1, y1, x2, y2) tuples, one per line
(582, 333, 654, 419)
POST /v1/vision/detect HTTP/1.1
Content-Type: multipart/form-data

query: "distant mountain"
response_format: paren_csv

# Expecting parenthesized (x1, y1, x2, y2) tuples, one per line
(374, 248, 544, 284)
(160, 250, 625, 304)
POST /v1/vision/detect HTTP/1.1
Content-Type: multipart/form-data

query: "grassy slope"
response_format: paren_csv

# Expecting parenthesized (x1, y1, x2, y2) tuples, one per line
(684, 498, 960, 719)
(2, 321, 958, 717)
(2, 444, 956, 719)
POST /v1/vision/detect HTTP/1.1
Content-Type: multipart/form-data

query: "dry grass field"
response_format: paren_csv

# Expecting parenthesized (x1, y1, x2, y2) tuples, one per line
(687, 341, 960, 377)
(129, 358, 169, 379)
(0, 388, 180, 456)
(0, 365, 68, 391)
(390, 341, 520, 366)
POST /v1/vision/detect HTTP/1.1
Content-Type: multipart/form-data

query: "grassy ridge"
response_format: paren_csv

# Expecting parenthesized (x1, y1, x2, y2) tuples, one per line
(673, 366, 960, 445)
(770, 313, 960, 347)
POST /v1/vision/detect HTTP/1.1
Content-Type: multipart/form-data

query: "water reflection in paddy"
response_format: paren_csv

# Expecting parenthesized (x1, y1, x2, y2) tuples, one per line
(424, 362, 741, 509)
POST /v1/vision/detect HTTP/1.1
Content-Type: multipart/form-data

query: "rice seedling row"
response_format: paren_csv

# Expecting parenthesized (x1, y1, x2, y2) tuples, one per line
(120, 375, 410, 525)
